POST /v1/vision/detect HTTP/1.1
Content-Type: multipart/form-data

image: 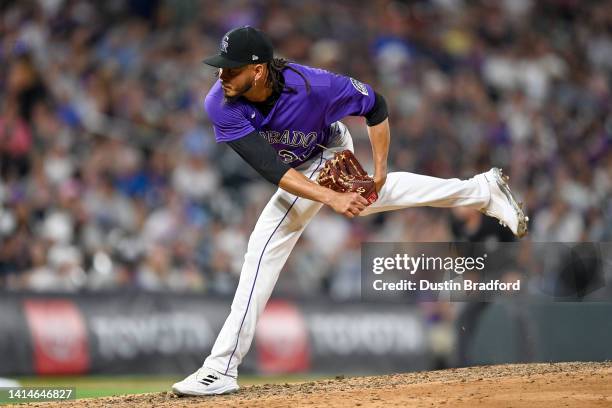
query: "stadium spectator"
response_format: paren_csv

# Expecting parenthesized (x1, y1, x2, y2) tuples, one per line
(0, 0, 609, 294)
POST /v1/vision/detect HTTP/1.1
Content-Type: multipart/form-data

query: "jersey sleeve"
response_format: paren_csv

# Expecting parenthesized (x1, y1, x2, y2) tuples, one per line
(227, 130, 291, 185)
(204, 84, 255, 143)
(324, 73, 376, 125)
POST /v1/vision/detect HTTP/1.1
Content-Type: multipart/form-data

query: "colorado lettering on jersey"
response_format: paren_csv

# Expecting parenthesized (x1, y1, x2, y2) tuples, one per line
(259, 130, 318, 147)
(259, 130, 319, 164)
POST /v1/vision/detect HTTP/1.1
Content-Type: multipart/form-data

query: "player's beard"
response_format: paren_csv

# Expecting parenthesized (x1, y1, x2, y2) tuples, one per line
(224, 79, 254, 103)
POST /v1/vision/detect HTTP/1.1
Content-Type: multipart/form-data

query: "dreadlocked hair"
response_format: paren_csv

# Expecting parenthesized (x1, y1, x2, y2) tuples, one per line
(267, 58, 311, 95)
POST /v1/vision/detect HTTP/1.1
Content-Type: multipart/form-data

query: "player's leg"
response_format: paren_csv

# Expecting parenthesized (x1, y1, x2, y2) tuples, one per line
(328, 121, 527, 235)
(330, 121, 490, 212)
(172, 154, 327, 396)
(324, 121, 527, 236)
(362, 171, 490, 212)
(361, 168, 528, 237)
(203, 185, 324, 378)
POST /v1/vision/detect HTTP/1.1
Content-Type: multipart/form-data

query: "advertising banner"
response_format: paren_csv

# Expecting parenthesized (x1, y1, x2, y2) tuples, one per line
(0, 293, 428, 375)
(2, 290, 611, 376)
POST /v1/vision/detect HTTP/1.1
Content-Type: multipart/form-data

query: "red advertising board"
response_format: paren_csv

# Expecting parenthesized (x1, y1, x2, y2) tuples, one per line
(256, 300, 310, 374)
(23, 299, 90, 375)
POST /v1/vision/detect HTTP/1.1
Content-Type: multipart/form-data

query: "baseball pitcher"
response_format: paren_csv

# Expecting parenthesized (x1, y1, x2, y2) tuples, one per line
(172, 26, 528, 396)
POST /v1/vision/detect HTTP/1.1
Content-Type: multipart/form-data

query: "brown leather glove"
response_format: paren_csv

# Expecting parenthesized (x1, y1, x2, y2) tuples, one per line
(316, 150, 378, 205)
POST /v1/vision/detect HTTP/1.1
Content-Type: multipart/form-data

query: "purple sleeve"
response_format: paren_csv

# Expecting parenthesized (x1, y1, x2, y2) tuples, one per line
(324, 73, 376, 125)
(204, 83, 255, 143)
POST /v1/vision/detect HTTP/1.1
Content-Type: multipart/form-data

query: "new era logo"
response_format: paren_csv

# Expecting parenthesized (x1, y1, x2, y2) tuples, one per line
(252, 55, 259, 61)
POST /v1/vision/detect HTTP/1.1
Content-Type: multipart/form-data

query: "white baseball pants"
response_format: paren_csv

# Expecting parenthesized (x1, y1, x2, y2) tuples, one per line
(203, 122, 490, 377)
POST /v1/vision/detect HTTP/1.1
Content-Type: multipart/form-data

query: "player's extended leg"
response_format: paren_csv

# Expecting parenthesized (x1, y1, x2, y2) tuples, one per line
(172, 154, 327, 396)
(361, 169, 528, 237)
(363, 171, 490, 212)
(325, 121, 526, 237)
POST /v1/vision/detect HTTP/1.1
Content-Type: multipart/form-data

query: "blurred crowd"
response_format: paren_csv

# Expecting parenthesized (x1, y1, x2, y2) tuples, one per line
(0, 0, 610, 295)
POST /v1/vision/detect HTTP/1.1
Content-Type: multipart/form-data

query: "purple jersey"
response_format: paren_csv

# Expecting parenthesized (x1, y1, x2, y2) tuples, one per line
(204, 63, 376, 167)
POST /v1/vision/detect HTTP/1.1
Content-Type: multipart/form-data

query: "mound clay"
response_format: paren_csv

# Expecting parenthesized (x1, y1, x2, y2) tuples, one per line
(26, 361, 612, 407)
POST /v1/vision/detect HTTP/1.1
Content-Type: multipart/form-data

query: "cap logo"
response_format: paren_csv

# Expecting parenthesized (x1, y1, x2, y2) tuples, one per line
(220, 35, 229, 53)
(252, 55, 259, 61)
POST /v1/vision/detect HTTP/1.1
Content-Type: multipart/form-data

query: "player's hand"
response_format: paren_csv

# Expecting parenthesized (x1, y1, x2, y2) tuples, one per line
(329, 192, 369, 218)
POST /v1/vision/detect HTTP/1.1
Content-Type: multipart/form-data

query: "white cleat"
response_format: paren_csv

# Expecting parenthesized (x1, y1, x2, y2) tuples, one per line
(172, 367, 239, 396)
(481, 168, 529, 238)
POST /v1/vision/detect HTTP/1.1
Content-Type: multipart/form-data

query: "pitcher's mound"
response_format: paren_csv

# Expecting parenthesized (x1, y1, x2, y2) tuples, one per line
(29, 361, 612, 407)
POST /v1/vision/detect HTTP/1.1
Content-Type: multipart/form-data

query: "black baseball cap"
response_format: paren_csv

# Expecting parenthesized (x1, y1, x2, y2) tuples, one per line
(203, 26, 273, 68)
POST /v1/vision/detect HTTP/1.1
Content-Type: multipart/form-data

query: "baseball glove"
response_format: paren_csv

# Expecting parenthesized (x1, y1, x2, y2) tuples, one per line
(316, 150, 378, 204)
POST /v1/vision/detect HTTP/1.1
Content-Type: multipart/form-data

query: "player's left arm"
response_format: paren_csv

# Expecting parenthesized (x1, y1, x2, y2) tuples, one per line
(364, 92, 390, 193)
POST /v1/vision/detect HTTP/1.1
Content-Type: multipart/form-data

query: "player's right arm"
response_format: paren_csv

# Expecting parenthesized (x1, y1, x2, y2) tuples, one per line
(279, 166, 368, 218)
(227, 131, 368, 218)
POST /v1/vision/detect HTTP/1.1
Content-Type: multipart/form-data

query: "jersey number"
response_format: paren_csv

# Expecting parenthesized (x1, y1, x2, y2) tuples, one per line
(278, 143, 319, 164)
(278, 150, 299, 164)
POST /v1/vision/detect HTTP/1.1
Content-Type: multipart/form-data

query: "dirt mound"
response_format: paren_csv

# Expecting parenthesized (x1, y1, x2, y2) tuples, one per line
(25, 362, 612, 407)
